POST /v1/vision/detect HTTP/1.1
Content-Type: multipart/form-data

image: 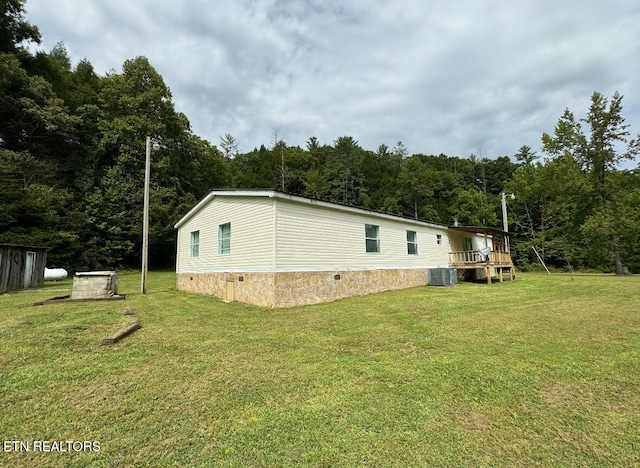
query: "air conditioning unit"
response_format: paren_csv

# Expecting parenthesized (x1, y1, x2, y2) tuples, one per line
(428, 268, 458, 287)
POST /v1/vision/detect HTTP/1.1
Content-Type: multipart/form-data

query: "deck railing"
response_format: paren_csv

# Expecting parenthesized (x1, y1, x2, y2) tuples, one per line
(449, 250, 512, 267)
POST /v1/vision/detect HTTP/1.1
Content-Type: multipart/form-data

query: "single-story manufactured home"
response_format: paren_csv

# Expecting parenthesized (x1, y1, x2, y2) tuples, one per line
(0, 244, 48, 294)
(174, 190, 514, 308)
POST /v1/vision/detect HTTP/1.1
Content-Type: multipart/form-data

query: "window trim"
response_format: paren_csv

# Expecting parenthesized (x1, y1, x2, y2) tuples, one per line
(407, 230, 418, 255)
(365, 223, 380, 253)
(190, 230, 200, 258)
(218, 222, 231, 255)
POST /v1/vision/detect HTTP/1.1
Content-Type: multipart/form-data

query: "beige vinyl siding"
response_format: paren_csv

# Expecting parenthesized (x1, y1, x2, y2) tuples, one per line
(274, 199, 450, 270)
(176, 196, 274, 273)
(448, 232, 495, 253)
(472, 233, 493, 250)
(448, 233, 465, 253)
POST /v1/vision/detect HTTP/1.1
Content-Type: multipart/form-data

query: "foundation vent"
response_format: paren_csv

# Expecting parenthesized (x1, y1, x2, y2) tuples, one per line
(428, 268, 458, 287)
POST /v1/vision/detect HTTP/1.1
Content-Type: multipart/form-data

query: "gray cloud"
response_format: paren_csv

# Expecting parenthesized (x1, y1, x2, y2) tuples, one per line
(25, 0, 640, 160)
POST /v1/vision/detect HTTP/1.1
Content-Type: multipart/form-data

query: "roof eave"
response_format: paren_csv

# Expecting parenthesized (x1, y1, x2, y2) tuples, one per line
(448, 226, 510, 236)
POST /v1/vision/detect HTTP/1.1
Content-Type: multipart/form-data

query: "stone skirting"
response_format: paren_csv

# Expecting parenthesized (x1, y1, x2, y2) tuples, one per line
(177, 272, 275, 308)
(177, 268, 429, 308)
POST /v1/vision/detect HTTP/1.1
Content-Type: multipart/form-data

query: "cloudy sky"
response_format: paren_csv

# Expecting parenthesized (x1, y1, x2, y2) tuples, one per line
(24, 0, 640, 160)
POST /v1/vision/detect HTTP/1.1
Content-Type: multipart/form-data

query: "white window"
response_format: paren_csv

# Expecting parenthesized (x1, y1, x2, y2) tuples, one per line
(218, 223, 231, 255)
(365, 224, 380, 253)
(436, 234, 443, 245)
(190, 231, 200, 257)
(407, 231, 418, 255)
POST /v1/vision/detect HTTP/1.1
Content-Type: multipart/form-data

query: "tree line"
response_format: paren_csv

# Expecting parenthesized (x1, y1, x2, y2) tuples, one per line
(2, 0, 639, 274)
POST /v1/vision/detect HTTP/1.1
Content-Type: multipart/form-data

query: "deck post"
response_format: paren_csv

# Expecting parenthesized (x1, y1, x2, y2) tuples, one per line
(499, 268, 503, 283)
(486, 266, 491, 284)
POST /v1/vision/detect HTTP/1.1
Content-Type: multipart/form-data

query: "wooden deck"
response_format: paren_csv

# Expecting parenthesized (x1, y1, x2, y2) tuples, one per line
(449, 250, 514, 283)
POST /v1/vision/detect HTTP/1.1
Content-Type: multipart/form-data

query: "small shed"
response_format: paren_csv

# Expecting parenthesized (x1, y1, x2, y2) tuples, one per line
(0, 244, 48, 294)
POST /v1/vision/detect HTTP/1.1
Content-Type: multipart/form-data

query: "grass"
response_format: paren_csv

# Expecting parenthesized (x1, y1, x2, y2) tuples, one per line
(1, 272, 639, 467)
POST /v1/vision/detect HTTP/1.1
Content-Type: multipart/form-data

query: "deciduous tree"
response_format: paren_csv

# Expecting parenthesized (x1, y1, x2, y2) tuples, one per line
(0, 0, 40, 53)
(542, 91, 639, 274)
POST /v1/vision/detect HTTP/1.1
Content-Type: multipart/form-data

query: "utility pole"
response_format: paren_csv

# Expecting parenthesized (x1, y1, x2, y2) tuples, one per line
(501, 192, 515, 232)
(141, 136, 158, 294)
(272, 128, 285, 191)
(501, 192, 515, 253)
(281, 144, 285, 191)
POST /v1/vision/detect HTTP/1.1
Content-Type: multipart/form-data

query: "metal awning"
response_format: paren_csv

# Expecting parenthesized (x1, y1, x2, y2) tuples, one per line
(448, 226, 509, 237)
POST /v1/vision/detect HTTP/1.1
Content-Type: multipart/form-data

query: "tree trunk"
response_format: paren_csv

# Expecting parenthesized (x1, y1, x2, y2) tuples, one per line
(612, 239, 628, 276)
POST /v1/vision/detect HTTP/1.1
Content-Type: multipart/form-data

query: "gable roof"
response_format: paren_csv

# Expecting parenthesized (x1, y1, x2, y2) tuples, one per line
(174, 189, 452, 231)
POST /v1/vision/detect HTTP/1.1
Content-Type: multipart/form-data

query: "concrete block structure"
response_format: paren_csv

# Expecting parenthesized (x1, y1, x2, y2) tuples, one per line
(72, 271, 118, 299)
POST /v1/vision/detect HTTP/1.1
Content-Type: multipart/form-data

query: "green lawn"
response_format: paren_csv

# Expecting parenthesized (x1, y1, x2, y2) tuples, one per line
(1, 272, 639, 467)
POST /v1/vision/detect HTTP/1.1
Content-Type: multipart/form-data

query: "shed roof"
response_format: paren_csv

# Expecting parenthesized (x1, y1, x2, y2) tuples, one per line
(0, 244, 50, 250)
(448, 226, 509, 237)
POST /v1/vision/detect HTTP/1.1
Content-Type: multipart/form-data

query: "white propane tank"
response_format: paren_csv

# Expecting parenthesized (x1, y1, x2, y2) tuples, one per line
(44, 267, 68, 281)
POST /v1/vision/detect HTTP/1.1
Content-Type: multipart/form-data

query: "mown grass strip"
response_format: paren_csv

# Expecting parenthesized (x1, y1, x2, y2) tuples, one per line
(1, 272, 638, 466)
